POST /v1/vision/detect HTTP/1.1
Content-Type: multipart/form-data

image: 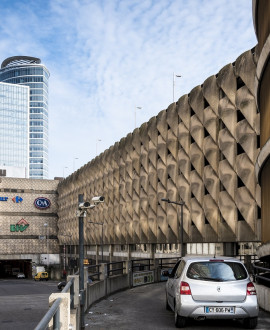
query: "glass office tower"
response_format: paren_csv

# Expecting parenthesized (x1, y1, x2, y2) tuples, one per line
(0, 82, 29, 177)
(0, 56, 50, 179)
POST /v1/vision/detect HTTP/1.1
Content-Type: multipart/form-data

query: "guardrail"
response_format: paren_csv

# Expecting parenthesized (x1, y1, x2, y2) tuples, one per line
(253, 262, 270, 285)
(159, 257, 179, 269)
(34, 277, 75, 330)
(107, 261, 125, 277)
(88, 264, 101, 281)
(131, 258, 153, 271)
(35, 297, 62, 330)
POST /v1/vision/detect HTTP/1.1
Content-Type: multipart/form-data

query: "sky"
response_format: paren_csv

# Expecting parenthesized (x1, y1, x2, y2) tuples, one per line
(0, 0, 257, 179)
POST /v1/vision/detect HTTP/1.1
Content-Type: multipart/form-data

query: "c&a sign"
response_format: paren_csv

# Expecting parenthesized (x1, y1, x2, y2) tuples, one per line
(10, 218, 29, 232)
(34, 197, 51, 209)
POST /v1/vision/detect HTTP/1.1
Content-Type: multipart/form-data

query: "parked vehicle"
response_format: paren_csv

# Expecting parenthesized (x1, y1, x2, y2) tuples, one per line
(34, 271, 48, 281)
(57, 276, 94, 290)
(57, 281, 66, 290)
(16, 272, 25, 279)
(12, 268, 20, 276)
(165, 256, 258, 329)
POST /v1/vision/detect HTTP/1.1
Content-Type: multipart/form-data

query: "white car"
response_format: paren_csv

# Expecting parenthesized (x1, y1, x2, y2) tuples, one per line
(165, 256, 258, 328)
(16, 272, 25, 279)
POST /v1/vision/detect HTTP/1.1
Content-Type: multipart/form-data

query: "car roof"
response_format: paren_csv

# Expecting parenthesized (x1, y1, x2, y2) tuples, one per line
(182, 255, 243, 263)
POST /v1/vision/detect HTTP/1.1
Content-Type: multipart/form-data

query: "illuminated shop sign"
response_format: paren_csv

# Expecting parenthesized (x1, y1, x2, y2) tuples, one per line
(34, 197, 51, 209)
(12, 196, 23, 203)
(10, 218, 29, 232)
(0, 197, 8, 201)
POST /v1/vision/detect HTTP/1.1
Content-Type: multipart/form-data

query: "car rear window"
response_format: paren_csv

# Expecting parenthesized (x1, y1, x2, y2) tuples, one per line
(186, 261, 247, 282)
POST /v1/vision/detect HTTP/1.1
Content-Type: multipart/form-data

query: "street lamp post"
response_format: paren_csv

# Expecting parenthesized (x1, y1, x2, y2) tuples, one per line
(173, 72, 181, 103)
(63, 166, 68, 178)
(59, 233, 72, 273)
(73, 157, 79, 172)
(161, 198, 185, 257)
(96, 139, 101, 156)
(44, 223, 49, 268)
(135, 106, 142, 128)
(88, 221, 104, 262)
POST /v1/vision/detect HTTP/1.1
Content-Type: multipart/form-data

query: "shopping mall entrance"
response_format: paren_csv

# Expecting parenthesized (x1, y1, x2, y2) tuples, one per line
(0, 259, 32, 278)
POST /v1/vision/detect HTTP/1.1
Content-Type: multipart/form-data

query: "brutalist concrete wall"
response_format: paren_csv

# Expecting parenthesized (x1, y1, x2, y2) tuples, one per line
(57, 48, 260, 247)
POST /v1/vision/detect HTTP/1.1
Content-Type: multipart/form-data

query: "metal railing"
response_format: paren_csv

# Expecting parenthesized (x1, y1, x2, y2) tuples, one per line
(107, 261, 125, 277)
(159, 257, 179, 269)
(253, 262, 270, 285)
(88, 264, 101, 281)
(34, 277, 75, 330)
(131, 258, 153, 272)
(35, 297, 62, 330)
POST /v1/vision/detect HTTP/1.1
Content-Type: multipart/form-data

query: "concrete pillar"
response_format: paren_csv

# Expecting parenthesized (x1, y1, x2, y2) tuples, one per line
(67, 275, 79, 307)
(95, 245, 99, 265)
(48, 293, 70, 329)
(109, 244, 114, 263)
(127, 244, 132, 260)
(153, 258, 160, 282)
(100, 263, 107, 280)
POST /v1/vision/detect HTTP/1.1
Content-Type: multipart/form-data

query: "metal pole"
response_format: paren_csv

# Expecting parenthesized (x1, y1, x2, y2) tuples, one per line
(180, 202, 184, 257)
(47, 226, 49, 268)
(69, 236, 71, 273)
(101, 224, 103, 262)
(63, 243, 66, 271)
(173, 72, 175, 103)
(78, 194, 85, 329)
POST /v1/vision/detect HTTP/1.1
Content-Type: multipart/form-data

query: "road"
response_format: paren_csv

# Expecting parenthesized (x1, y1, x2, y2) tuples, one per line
(86, 282, 270, 330)
(0, 278, 59, 330)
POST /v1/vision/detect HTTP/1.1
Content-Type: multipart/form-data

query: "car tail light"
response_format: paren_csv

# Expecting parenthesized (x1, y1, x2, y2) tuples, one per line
(247, 282, 257, 295)
(209, 259, 224, 262)
(180, 281, 191, 295)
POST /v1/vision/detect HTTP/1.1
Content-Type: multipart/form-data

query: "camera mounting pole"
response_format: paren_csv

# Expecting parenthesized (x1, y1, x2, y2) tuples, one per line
(78, 193, 85, 329)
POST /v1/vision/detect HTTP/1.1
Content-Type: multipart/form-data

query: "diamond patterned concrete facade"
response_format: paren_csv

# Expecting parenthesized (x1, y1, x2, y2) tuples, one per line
(58, 48, 261, 249)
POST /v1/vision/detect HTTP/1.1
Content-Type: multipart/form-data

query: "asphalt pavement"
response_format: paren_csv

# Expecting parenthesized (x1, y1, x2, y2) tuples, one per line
(0, 278, 59, 330)
(85, 282, 270, 330)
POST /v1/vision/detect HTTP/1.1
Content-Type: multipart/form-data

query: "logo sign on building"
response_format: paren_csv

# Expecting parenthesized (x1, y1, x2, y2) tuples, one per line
(10, 218, 29, 232)
(132, 271, 154, 287)
(12, 196, 23, 203)
(0, 197, 8, 201)
(34, 197, 51, 209)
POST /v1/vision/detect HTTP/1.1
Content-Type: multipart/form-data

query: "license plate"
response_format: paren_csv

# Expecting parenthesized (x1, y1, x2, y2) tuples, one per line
(205, 307, 234, 314)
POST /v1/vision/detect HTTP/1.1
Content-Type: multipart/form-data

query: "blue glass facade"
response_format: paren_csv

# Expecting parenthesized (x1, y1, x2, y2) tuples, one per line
(0, 82, 29, 175)
(0, 57, 50, 179)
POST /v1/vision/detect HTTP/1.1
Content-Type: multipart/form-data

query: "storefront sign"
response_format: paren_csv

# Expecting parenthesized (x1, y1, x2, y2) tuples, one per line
(10, 218, 29, 232)
(12, 196, 23, 203)
(132, 271, 154, 287)
(0, 197, 8, 201)
(34, 197, 51, 209)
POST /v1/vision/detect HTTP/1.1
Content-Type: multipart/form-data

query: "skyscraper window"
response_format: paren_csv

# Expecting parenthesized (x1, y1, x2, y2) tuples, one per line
(0, 56, 50, 179)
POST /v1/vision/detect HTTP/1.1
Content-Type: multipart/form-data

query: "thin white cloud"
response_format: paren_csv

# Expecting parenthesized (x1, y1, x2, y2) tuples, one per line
(0, 0, 257, 178)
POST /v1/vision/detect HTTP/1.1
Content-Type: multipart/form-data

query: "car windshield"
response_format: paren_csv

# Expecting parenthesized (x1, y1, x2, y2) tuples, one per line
(187, 261, 247, 282)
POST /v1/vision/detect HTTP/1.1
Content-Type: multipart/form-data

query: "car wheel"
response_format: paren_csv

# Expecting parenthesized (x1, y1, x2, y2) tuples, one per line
(243, 317, 258, 329)
(174, 308, 186, 328)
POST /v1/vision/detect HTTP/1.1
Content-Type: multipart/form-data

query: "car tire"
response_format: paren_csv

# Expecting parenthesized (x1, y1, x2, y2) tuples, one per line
(174, 309, 186, 328)
(243, 317, 258, 329)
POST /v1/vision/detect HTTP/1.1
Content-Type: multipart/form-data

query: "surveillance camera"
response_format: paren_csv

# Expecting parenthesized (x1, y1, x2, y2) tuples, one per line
(78, 201, 95, 210)
(91, 196, 105, 204)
